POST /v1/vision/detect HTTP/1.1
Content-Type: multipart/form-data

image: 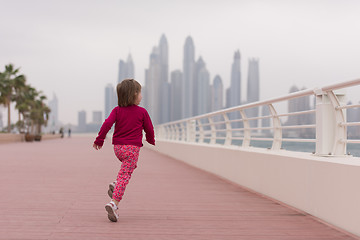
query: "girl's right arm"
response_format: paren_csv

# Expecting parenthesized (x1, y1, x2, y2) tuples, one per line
(143, 110, 155, 145)
(93, 107, 117, 147)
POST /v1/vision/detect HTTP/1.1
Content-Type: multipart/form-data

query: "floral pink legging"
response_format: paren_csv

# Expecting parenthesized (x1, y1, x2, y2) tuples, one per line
(112, 145, 140, 202)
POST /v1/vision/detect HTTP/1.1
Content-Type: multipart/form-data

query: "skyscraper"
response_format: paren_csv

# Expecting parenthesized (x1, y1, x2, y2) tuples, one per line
(159, 34, 168, 85)
(212, 75, 224, 129)
(47, 93, 59, 132)
(229, 50, 241, 107)
(193, 57, 205, 116)
(144, 35, 170, 124)
(286, 86, 314, 137)
(126, 54, 134, 79)
(227, 50, 242, 128)
(145, 46, 161, 124)
(160, 82, 170, 123)
(118, 54, 135, 83)
(197, 63, 211, 115)
(226, 88, 231, 108)
(347, 101, 360, 138)
(212, 75, 223, 112)
(261, 105, 271, 136)
(170, 70, 182, 121)
(182, 36, 195, 118)
(159, 34, 170, 123)
(246, 58, 260, 129)
(247, 59, 260, 103)
(105, 84, 116, 118)
(287, 85, 300, 126)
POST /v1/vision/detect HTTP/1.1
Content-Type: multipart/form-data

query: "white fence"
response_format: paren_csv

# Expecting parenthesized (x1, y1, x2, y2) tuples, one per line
(156, 79, 360, 156)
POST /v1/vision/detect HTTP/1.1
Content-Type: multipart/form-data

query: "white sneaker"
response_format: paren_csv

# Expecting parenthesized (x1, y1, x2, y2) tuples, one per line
(105, 201, 118, 222)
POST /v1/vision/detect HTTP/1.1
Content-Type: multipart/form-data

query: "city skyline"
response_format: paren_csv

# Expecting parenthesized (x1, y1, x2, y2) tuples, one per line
(1, 1, 360, 125)
(127, 34, 260, 125)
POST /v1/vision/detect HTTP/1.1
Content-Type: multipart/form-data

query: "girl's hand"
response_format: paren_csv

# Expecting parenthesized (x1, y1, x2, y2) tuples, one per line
(93, 143, 102, 150)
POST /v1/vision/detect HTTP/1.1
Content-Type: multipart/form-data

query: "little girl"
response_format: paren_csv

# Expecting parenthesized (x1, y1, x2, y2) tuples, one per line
(93, 79, 155, 222)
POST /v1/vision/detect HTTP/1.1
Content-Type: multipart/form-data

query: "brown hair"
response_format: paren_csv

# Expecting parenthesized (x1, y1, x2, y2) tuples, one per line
(116, 79, 141, 107)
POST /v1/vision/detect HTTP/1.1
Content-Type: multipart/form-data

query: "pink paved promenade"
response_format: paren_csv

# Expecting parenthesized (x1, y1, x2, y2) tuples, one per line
(0, 136, 358, 240)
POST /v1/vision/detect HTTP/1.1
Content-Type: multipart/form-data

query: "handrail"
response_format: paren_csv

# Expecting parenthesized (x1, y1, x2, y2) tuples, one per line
(156, 79, 360, 156)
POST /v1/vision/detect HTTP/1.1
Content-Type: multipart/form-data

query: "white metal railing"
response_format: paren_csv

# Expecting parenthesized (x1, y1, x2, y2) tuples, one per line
(156, 79, 360, 156)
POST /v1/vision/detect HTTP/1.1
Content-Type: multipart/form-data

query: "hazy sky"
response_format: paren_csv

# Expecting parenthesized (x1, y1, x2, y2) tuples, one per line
(1, 0, 360, 125)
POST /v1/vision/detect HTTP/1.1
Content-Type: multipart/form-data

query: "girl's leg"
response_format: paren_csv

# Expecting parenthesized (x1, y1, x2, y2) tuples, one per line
(112, 145, 140, 206)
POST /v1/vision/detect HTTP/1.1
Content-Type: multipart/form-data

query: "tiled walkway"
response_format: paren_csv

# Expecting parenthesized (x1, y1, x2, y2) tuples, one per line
(0, 136, 358, 240)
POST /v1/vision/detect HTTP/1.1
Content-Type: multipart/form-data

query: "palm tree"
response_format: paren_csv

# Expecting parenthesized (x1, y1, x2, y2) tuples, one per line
(15, 84, 36, 133)
(1, 64, 50, 136)
(0, 71, 9, 131)
(13, 76, 27, 120)
(29, 92, 50, 135)
(0, 64, 25, 132)
(0, 72, 5, 106)
(15, 86, 49, 135)
(0, 70, 13, 132)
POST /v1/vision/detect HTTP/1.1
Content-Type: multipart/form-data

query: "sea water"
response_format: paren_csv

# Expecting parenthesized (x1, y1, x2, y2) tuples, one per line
(212, 139, 360, 157)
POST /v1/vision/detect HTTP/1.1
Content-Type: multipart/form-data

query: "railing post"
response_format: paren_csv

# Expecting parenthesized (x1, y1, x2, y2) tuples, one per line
(268, 104, 282, 150)
(223, 113, 232, 145)
(169, 125, 175, 141)
(208, 117, 216, 144)
(174, 124, 180, 141)
(240, 110, 250, 147)
(187, 120, 196, 142)
(315, 90, 347, 156)
(197, 119, 204, 143)
(181, 122, 186, 141)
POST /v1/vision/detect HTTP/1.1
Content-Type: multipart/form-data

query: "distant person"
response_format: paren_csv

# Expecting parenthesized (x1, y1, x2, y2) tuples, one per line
(59, 127, 64, 138)
(68, 128, 71, 137)
(93, 79, 155, 222)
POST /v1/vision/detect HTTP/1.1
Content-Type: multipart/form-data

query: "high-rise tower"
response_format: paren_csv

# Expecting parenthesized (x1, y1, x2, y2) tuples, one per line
(104, 84, 116, 118)
(227, 50, 241, 128)
(261, 105, 271, 136)
(287, 85, 301, 126)
(212, 75, 224, 128)
(159, 34, 170, 123)
(246, 58, 260, 129)
(126, 54, 134, 79)
(159, 34, 168, 85)
(193, 57, 206, 116)
(247, 59, 259, 104)
(118, 54, 135, 83)
(182, 36, 195, 118)
(48, 93, 59, 131)
(145, 47, 161, 124)
(229, 50, 241, 107)
(212, 75, 223, 112)
(144, 35, 170, 124)
(286, 86, 314, 138)
(197, 64, 210, 115)
(170, 70, 183, 121)
(347, 101, 360, 138)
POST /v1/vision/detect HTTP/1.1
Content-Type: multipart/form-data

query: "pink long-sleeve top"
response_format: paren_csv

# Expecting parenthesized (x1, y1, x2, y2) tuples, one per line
(94, 105, 155, 147)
